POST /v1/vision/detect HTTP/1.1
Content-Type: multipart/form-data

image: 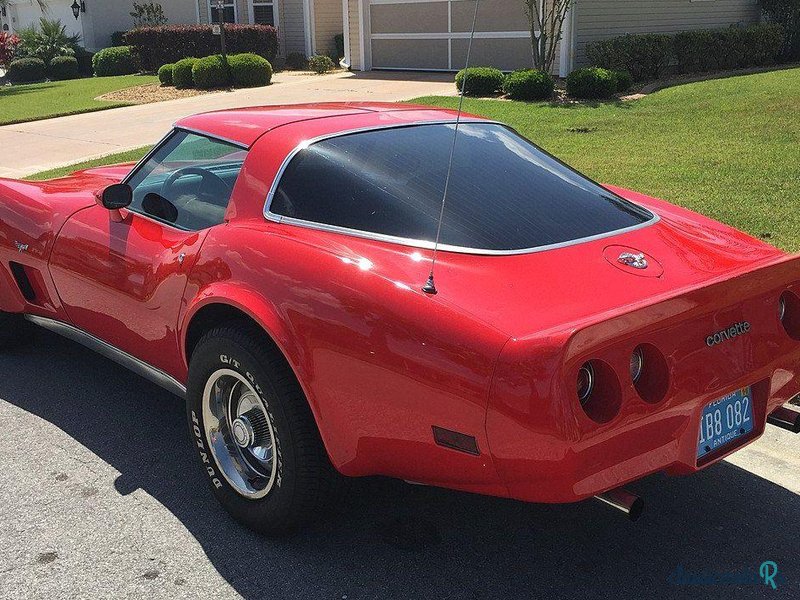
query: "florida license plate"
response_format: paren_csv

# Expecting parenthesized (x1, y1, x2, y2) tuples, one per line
(697, 387, 754, 459)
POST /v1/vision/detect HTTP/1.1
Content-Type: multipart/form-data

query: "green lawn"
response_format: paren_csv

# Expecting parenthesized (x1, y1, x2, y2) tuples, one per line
(23, 69, 800, 250)
(413, 68, 800, 251)
(24, 146, 151, 181)
(0, 75, 159, 126)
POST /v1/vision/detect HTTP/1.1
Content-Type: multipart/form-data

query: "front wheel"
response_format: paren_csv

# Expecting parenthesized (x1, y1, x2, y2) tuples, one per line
(186, 322, 345, 535)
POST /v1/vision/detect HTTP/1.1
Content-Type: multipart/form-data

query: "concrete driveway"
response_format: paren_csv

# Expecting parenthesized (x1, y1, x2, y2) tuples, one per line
(1, 330, 798, 599)
(0, 70, 456, 179)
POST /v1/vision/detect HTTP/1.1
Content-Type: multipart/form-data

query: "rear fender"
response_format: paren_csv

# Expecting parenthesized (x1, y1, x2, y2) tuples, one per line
(178, 283, 329, 450)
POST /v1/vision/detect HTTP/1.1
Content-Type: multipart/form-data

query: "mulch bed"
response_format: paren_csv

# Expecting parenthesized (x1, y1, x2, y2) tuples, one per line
(95, 84, 217, 104)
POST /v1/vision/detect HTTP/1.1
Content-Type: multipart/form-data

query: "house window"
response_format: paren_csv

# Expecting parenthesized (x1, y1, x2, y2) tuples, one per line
(251, 1, 275, 26)
(209, 1, 236, 23)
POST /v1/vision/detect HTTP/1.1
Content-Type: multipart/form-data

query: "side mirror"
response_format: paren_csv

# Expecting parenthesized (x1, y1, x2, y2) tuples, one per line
(101, 183, 133, 210)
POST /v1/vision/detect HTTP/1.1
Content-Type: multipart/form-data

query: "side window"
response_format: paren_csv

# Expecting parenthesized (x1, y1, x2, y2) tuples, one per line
(126, 130, 246, 231)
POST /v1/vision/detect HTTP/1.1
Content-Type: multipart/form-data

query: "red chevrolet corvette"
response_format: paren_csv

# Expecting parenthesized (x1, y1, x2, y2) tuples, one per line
(1, 103, 798, 533)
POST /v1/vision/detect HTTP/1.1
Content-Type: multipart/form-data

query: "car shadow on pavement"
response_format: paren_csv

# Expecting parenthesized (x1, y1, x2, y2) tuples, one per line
(1, 330, 797, 599)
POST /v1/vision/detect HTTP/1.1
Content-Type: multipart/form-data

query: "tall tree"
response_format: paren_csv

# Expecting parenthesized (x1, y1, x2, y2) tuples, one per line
(523, 0, 575, 73)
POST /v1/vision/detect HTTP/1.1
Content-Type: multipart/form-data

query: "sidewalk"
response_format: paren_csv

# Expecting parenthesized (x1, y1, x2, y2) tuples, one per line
(0, 70, 456, 179)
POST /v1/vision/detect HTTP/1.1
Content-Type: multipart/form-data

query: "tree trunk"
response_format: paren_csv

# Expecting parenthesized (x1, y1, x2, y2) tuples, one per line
(526, 0, 573, 74)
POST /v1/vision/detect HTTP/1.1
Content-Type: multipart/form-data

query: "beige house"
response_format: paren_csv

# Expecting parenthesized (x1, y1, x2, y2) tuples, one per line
(0, 0, 342, 58)
(2, 0, 762, 75)
(193, 0, 344, 58)
(347, 0, 763, 75)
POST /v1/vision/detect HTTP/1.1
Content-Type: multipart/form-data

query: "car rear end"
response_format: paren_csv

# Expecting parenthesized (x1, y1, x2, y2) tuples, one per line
(486, 254, 800, 504)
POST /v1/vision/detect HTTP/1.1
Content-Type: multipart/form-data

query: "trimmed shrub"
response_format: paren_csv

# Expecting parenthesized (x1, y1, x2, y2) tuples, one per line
(502, 69, 554, 100)
(111, 31, 127, 47)
(48, 55, 79, 80)
(192, 54, 229, 89)
(75, 47, 94, 76)
(285, 51, 307, 70)
(173, 57, 197, 89)
(158, 63, 174, 85)
(586, 33, 672, 80)
(671, 29, 713, 73)
(6, 57, 47, 83)
(588, 24, 787, 81)
(761, 0, 800, 60)
(125, 25, 278, 72)
(566, 67, 618, 99)
(308, 54, 335, 73)
(93, 46, 139, 76)
(741, 23, 786, 65)
(228, 53, 272, 87)
(673, 24, 785, 73)
(611, 70, 633, 93)
(455, 66, 505, 96)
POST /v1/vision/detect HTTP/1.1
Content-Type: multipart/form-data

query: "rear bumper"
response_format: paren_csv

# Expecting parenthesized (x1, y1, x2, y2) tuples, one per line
(489, 368, 799, 504)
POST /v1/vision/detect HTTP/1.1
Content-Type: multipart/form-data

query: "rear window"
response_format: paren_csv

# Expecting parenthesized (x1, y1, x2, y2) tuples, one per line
(269, 123, 654, 252)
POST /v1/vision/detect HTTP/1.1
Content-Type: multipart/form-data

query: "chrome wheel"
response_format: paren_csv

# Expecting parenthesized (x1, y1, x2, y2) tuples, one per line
(202, 369, 277, 499)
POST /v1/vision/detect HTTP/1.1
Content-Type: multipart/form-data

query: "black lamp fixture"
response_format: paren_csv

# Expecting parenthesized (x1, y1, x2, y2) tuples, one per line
(71, 0, 86, 20)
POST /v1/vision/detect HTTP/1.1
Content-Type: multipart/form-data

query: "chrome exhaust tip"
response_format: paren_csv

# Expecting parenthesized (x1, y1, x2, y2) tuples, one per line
(594, 487, 644, 522)
(767, 406, 800, 433)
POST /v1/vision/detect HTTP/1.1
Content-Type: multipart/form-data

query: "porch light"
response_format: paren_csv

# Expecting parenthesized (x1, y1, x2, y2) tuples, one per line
(71, 1, 86, 20)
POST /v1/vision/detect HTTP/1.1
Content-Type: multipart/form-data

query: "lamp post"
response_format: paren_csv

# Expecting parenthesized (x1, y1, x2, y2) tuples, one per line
(214, 0, 228, 63)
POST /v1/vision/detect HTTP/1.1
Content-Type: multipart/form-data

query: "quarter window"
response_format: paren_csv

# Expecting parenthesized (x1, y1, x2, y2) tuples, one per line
(269, 123, 653, 252)
(126, 130, 246, 231)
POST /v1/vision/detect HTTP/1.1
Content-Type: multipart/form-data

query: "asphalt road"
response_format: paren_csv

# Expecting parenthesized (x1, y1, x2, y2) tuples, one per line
(1, 329, 798, 599)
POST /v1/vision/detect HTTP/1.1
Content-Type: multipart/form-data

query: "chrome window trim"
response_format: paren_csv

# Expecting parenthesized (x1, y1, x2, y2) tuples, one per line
(173, 126, 251, 151)
(120, 129, 173, 187)
(118, 127, 248, 232)
(262, 121, 659, 257)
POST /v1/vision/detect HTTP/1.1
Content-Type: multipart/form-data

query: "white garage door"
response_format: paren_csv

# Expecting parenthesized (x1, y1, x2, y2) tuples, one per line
(368, 0, 533, 71)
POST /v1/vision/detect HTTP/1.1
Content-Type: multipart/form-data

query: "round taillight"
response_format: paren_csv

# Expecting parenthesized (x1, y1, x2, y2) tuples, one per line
(779, 291, 800, 340)
(577, 363, 594, 404)
(630, 347, 644, 383)
(576, 360, 621, 423)
(632, 343, 669, 404)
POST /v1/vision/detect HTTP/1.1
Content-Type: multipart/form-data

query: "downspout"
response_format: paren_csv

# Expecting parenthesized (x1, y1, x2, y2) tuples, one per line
(558, 4, 575, 78)
(358, 0, 368, 70)
(303, 0, 313, 56)
(341, 0, 351, 68)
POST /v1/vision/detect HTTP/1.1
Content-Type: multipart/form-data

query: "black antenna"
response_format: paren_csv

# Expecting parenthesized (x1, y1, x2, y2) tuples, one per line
(422, 0, 481, 296)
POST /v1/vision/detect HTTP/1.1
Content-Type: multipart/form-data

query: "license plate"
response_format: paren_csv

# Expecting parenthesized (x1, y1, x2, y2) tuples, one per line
(697, 387, 754, 459)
